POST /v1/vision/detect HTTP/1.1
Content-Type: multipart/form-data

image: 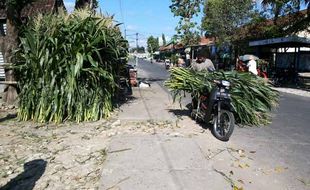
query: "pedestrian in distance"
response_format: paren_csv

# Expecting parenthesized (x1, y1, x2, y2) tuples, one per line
(247, 57, 258, 75)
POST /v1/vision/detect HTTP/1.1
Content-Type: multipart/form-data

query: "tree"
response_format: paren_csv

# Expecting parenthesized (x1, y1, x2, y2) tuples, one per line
(261, 0, 309, 26)
(201, 0, 255, 44)
(261, 0, 309, 23)
(1, 0, 35, 103)
(75, 0, 98, 10)
(162, 33, 167, 46)
(130, 46, 145, 53)
(169, 0, 203, 45)
(147, 36, 159, 53)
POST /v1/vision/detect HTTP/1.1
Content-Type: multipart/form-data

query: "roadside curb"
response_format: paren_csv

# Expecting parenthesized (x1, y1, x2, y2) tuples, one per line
(273, 87, 310, 98)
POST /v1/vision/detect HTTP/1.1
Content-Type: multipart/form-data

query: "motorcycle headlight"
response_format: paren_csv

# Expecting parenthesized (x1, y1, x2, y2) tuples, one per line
(221, 80, 230, 87)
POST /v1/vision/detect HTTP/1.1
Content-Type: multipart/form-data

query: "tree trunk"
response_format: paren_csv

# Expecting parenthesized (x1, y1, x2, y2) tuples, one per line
(3, 17, 18, 104)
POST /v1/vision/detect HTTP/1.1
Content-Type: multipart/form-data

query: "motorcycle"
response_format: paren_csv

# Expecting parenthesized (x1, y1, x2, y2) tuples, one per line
(191, 80, 235, 141)
(165, 59, 171, 70)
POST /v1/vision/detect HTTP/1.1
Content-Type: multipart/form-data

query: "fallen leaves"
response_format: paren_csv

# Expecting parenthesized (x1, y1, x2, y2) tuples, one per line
(237, 179, 245, 184)
(297, 178, 310, 186)
(274, 166, 288, 173)
(238, 163, 250, 169)
(231, 161, 251, 169)
(233, 185, 244, 190)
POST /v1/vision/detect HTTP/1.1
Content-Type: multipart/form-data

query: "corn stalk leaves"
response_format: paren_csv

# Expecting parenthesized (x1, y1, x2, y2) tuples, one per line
(165, 67, 279, 126)
(15, 10, 128, 123)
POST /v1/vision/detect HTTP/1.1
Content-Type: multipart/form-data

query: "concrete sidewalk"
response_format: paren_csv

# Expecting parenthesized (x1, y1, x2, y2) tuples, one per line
(99, 130, 305, 190)
(118, 82, 177, 121)
(118, 63, 177, 122)
(100, 134, 232, 190)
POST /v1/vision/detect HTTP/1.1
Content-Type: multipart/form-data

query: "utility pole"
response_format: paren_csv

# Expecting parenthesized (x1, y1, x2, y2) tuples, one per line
(135, 33, 139, 49)
(135, 33, 139, 66)
(124, 29, 127, 40)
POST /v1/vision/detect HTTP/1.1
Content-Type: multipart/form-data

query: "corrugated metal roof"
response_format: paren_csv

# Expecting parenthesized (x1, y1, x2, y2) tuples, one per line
(249, 36, 310, 47)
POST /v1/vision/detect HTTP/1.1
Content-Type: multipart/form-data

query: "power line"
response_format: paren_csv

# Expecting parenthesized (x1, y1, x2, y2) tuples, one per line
(118, 0, 126, 39)
(125, 28, 174, 37)
(136, 33, 139, 48)
(118, 0, 125, 24)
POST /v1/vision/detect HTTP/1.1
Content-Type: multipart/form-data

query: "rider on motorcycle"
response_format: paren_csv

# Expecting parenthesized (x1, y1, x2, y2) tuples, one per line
(191, 55, 215, 109)
(191, 55, 215, 72)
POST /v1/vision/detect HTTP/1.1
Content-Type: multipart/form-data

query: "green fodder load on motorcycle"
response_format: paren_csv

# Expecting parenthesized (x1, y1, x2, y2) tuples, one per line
(15, 10, 128, 123)
(165, 67, 279, 126)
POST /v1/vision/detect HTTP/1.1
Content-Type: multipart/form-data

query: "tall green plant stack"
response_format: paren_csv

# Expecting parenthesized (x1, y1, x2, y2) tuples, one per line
(16, 11, 128, 123)
(165, 67, 279, 126)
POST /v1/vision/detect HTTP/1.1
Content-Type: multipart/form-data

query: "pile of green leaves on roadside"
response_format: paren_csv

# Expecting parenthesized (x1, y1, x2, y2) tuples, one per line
(15, 10, 128, 123)
(165, 67, 279, 126)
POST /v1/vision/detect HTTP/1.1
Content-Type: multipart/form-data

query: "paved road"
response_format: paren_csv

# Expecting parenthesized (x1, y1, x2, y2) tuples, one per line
(136, 59, 310, 139)
(100, 59, 310, 190)
(136, 58, 310, 186)
(134, 59, 191, 103)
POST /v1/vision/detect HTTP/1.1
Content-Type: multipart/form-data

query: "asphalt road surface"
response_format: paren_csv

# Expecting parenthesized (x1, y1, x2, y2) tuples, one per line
(99, 58, 310, 189)
(135, 58, 310, 179)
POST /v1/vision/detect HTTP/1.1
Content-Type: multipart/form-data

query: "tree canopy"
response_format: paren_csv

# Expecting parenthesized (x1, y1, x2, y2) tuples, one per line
(162, 33, 167, 46)
(233, 0, 310, 43)
(147, 36, 159, 53)
(169, 0, 202, 45)
(201, 0, 255, 44)
(261, 0, 309, 22)
(130, 46, 145, 53)
(75, 0, 98, 10)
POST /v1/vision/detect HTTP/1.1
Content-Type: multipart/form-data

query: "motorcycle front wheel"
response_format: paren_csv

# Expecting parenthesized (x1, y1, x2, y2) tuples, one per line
(212, 110, 235, 141)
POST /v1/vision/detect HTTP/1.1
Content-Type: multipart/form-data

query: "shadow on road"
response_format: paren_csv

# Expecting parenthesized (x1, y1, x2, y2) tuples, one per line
(0, 159, 47, 190)
(168, 109, 191, 118)
(115, 95, 138, 107)
(168, 107, 210, 131)
(138, 77, 167, 83)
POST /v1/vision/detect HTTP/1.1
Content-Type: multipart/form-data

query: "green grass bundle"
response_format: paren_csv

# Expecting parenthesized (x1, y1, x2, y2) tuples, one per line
(165, 67, 279, 126)
(15, 10, 128, 123)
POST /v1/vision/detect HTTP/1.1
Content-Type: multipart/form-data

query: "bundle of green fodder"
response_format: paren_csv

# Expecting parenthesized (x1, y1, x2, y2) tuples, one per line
(165, 67, 279, 126)
(15, 10, 128, 123)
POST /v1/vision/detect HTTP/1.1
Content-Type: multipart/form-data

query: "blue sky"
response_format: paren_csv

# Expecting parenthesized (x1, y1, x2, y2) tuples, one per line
(64, 0, 201, 47)
(63, 0, 308, 48)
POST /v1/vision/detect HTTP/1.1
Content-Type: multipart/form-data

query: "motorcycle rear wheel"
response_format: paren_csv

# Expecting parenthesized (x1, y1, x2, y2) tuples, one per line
(212, 110, 235, 141)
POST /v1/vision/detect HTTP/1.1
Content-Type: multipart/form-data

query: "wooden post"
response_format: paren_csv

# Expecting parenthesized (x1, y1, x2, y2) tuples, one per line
(296, 47, 300, 72)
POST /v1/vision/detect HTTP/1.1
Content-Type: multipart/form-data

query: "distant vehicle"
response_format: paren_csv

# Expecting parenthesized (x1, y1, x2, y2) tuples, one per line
(145, 57, 152, 61)
(165, 59, 171, 69)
